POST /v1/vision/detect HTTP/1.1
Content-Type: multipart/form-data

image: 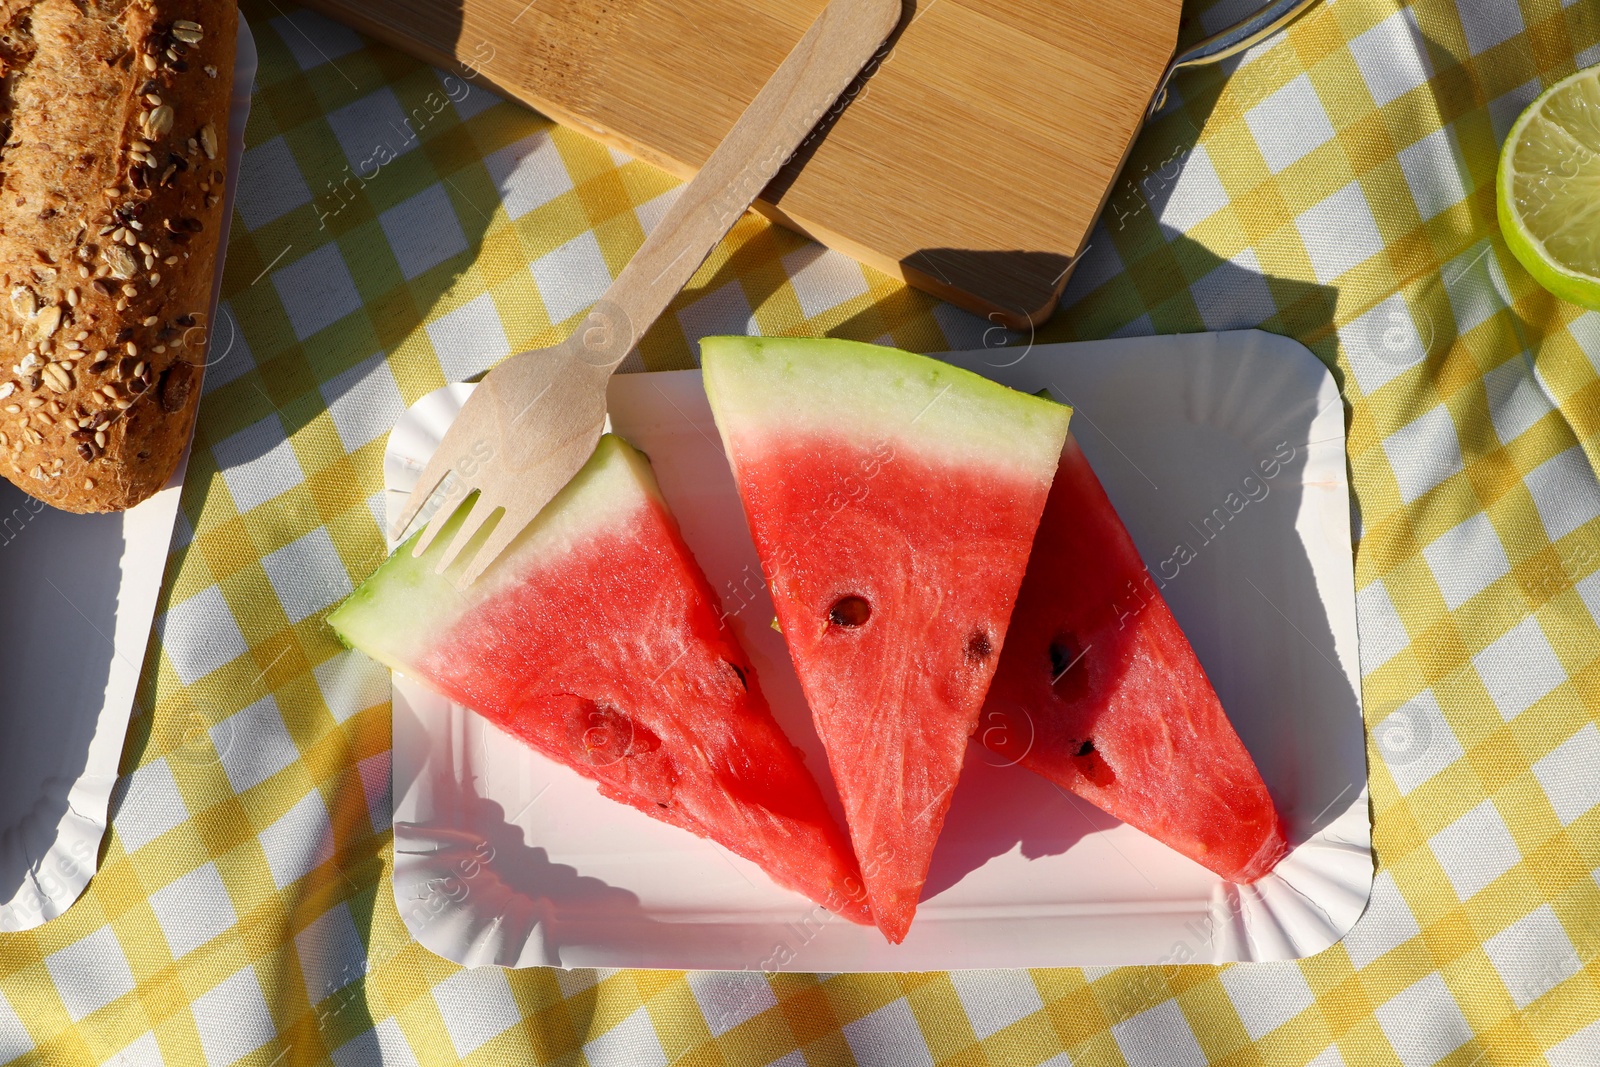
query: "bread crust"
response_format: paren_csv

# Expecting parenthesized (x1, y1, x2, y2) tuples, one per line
(0, 0, 237, 513)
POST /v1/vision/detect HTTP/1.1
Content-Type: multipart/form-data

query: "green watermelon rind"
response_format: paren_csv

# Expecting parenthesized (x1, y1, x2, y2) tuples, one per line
(700, 336, 1072, 477)
(328, 435, 660, 670)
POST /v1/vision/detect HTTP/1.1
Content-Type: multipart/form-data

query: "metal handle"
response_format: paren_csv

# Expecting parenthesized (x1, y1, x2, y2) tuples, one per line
(1149, 0, 1320, 117)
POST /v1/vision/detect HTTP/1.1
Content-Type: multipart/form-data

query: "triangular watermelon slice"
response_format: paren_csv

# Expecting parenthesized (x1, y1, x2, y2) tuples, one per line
(702, 337, 1072, 942)
(329, 435, 871, 924)
(981, 433, 1287, 882)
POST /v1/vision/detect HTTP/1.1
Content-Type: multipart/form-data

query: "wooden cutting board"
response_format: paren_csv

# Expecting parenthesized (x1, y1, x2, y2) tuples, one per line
(299, 0, 1182, 328)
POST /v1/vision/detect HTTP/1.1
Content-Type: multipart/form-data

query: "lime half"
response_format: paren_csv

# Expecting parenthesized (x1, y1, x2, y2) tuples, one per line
(1499, 66, 1600, 308)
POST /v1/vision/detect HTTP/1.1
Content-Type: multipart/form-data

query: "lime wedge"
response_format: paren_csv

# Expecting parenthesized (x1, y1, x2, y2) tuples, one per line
(1499, 66, 1600, 308)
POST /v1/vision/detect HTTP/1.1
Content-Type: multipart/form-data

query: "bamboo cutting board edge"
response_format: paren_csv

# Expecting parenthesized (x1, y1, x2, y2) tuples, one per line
(296, 0, 1181, 329)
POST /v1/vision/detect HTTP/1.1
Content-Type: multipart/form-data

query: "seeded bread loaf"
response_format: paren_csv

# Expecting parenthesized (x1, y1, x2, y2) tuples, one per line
(0, 0, 236, 513)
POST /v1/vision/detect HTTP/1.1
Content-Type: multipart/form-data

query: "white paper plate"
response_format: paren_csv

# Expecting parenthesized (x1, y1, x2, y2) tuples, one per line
(383, 330, 1371, 970)
(0, 21, 257, 933)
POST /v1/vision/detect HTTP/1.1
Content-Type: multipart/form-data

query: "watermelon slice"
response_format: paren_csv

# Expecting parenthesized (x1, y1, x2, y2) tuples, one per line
(328, 435, 871, 924)
(980, 433, 1287, 882)
(701, 337, 1072, 943)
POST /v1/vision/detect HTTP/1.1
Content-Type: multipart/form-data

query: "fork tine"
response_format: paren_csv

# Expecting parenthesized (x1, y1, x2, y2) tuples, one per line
(409, 483, 469, 559)
(393, 437, 462, 547)
(433, 493, 503, 576)
(457, 497, 535, 587)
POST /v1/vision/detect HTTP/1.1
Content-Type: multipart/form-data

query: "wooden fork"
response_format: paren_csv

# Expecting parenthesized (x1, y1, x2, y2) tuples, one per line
(392, 0, 903, 585)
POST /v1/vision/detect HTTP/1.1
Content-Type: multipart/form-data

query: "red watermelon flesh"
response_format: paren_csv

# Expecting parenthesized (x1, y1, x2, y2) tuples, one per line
(981, 434, 1287, 883)
(702, 337, 1073, 943)
(328, 435, 871, 925)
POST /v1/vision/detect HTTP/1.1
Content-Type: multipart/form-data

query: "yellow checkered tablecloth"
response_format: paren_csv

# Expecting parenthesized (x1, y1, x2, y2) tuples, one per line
(3, 0, 1599, 1062)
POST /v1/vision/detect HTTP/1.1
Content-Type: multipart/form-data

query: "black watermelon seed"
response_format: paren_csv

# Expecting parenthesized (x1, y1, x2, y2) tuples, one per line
(828, 595, 871, 627)
(1048, 634, 1090, 700)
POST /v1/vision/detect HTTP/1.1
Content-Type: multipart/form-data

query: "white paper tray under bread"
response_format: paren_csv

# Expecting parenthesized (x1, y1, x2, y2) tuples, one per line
(382, 330, 1371, 970)
(0, 21, 257, 932)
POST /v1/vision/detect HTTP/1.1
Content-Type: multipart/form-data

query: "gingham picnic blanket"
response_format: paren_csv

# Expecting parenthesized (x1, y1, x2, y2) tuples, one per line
(3, 0, 1599, 1063)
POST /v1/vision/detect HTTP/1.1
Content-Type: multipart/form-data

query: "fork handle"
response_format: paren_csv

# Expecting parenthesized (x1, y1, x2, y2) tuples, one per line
(569, 0, 904, 369)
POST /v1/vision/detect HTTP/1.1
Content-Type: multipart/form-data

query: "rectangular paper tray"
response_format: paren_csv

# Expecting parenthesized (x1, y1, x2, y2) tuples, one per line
(0, 22, 257, 932)
(384, 330, 1372, 970)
